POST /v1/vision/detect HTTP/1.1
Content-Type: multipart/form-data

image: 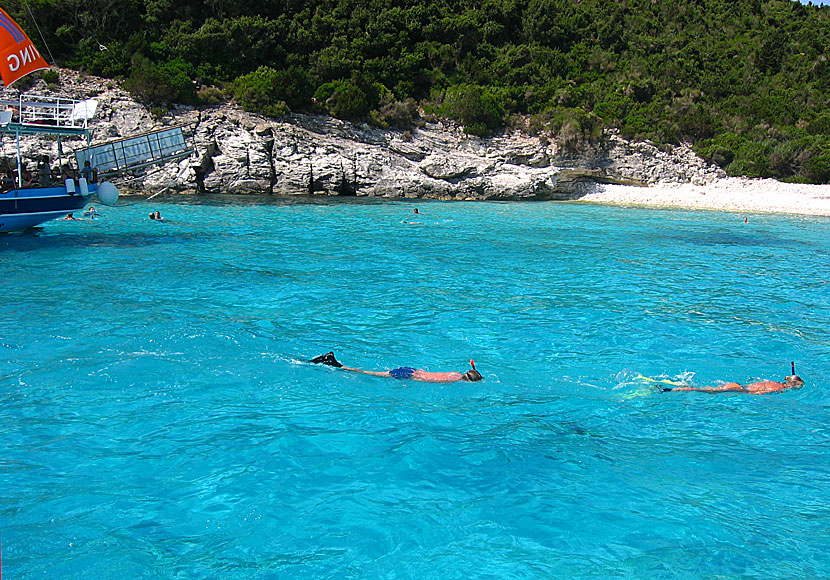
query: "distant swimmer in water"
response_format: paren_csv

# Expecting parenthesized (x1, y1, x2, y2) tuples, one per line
(402, 207, 424, 224)
(662, 374, 803, 394)
(62, 212, 80, 220)
(149, 211, 164, 221)
(83, 205, 100, 218)
(310, 352, 483, 383)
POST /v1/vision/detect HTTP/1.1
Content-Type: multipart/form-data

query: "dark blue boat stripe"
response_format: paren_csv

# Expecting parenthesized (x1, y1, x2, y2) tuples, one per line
(0, 195, 88, 215)
(0, 12, 25, 43)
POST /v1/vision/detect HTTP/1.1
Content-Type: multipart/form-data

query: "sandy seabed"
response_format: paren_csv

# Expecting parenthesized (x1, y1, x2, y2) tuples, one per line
(581, 178, 830, 217)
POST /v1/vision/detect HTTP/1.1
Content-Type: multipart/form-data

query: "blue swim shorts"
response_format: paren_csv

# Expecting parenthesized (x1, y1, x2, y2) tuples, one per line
(389, 367, 416, 379)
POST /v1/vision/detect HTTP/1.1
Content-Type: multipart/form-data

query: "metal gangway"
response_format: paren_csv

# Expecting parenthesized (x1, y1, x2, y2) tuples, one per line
(75, 126, 194, 178)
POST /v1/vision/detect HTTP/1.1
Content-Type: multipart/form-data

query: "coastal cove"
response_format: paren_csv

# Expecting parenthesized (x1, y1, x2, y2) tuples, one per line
(2, 1, 829, 577)
(2, 70, 829, 216)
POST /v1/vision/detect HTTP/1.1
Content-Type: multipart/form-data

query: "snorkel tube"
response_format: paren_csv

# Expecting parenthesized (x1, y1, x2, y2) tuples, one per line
(470, 359, 476, 371)
(791, 361, 796, 375)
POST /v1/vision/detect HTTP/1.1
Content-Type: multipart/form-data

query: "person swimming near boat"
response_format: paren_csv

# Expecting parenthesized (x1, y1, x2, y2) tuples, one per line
(310, 352, 483, 383)
(83, 205, 100, 218)
(62, 212, 81, 220)
(661, 373, 803, 394)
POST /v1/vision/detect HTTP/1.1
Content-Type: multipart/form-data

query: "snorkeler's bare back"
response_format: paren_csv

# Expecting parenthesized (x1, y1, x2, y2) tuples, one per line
(340, 367, 463, 382)
(742, 380, 788, 394)
(667, 380, 789, 394)
(411, 370, 464, 383)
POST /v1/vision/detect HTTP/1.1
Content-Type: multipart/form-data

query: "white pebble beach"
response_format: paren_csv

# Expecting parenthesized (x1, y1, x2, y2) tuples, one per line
(582, 178, 830, 217)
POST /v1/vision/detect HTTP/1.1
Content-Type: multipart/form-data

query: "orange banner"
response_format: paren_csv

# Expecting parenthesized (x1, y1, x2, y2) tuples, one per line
(0, 8, 49, 85)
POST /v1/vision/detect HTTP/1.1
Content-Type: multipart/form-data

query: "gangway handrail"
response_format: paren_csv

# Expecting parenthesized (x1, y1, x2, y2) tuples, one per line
(75, 126, 194, 177)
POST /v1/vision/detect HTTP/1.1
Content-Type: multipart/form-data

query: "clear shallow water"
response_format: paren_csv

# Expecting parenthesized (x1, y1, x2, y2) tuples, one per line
(2, 197, 829, 579)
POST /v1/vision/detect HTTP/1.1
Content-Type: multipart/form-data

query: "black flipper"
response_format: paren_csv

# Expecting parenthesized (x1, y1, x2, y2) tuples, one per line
(660, 387, 673, 392)
(310, 351, 342, 367)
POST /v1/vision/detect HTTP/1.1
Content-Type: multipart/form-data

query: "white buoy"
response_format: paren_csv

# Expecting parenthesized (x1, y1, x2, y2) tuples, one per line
(96, 181, 119, 206)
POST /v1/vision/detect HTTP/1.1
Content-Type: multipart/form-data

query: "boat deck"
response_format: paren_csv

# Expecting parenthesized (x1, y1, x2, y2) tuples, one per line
(0, 94, 96, 137)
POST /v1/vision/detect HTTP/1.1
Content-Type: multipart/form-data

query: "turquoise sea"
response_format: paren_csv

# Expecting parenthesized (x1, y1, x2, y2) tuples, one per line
(2, 197, 829, 579)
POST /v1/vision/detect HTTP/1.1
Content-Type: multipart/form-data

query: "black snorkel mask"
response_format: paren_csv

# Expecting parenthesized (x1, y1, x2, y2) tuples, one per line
(464, 359, 483, 382)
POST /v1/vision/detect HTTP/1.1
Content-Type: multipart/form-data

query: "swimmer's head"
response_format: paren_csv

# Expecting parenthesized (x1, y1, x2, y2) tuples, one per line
(785, 375, 804, 389)
(462, 359, 482, 381)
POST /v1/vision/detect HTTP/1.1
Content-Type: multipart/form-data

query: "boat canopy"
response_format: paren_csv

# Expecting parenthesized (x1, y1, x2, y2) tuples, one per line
(0, 7, 49, 86)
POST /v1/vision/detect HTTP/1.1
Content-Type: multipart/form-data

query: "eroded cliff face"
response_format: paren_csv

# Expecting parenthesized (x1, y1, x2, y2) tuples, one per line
(1, 70, 725, 199)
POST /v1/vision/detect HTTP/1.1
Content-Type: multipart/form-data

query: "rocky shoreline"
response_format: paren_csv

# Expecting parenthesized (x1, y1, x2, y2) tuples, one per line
(5, 69, 830, 216)
(156, 104, 725, 201)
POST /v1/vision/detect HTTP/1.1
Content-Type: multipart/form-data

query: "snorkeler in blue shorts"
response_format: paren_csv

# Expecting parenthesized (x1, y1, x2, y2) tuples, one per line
(311, 352, 482, 383)
(389, 366, 416, 379)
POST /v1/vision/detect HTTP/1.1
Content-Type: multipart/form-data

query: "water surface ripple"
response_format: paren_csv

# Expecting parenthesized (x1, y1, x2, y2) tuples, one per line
(2, 198, 828, 579)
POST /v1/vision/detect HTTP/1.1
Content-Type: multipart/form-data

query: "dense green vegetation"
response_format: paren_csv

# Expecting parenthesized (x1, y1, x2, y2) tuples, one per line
(7, 0, 830, 182)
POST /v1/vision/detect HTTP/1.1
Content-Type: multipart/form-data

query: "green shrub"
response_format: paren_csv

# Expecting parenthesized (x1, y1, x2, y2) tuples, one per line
(40, 70, 60, 86)
(440, 84, 505, 136)
(807, 112, 830, 136)
(371, 97, 419, 129)
(124, 56, 196, 107)
(696, 132, 746, 169)
(530, 106, 601, 153)
(803, 153, 830, 184)
(231, 67, 290, 118)
(725, 140, 773, 179)
(197, 86, 226, 106)
(620, 110, 651, 141)
(314, 77, 386, 120)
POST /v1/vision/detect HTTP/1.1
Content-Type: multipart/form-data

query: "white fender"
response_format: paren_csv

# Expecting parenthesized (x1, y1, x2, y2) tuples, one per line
(96, 181, 119, 206)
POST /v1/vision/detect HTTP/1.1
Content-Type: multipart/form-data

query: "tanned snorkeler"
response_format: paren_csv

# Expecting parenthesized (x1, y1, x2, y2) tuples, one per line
(311, 352, 483, 383)
(661, 367, 804, 395)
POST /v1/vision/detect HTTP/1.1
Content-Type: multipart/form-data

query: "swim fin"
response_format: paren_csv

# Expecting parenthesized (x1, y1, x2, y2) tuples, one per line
(310, 351, 343, 367)
(636, 373, 687, 387)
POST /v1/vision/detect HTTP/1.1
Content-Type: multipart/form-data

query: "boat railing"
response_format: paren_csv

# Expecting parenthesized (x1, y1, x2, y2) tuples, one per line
(0, 94, 98, 130)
